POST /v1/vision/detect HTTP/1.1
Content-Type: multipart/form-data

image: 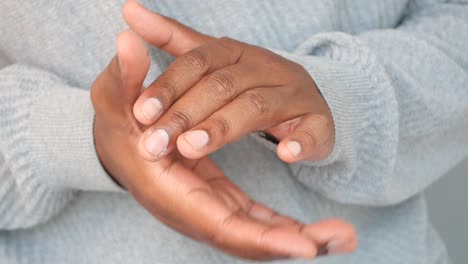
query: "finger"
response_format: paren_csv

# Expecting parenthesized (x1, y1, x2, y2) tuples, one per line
(263, 116, 302, 141)
(117, 30, 151, 113)
(213, 214, 319, 260)
(218, 217, 358, 259)
(188, 157, 304, 227)
(216, 186, 357, 256)
(204, 178, 355, 253)
(178, 183, 318, 260)
(277, 113, 334, 163)
(195, 167, 301, 227)
(135, 45, 249, 161)
(136, 62, 277, 161)
(300, 219, 358, 256)
(133, 37, 245, 126)
(91, 30, 150, 117)
(136, 155, 354, 260)
(245, 202, 301, 226)
(176, 87, 311, 159)
(187, 161, 356, 259)
(133, 158, 315, 260)
(123, 0, 214, 56)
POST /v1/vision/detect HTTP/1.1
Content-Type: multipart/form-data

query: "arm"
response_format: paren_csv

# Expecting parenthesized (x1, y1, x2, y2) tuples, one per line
(0, 60, 121, 229)
(269, 0, 468, 205)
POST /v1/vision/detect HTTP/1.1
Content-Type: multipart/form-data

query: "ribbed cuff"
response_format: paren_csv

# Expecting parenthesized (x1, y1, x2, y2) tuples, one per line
(0, 65, 123, 193)
(256, 33, 399, 203)
(250, 53, 363, 184)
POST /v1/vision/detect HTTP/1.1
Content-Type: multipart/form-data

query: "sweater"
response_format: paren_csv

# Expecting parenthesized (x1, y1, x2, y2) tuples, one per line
(1, 0, 467, 263)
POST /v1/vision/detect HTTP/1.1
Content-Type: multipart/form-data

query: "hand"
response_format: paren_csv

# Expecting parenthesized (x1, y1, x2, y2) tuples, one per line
(91, 29, 356, 260)
(123, 1, 334, 164)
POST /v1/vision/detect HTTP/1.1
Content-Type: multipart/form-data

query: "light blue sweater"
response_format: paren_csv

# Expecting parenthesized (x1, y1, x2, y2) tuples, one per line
(1, 0, 467, 263)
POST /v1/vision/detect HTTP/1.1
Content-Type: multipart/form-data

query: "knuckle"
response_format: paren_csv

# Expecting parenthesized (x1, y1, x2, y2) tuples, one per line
(244, 91, 272, 116)
(264, 55, 284, 69)
(299, 115, 334, 160)
(300, 129, 319, 150)
(310, 115, 334, 158)
(264, 58, 301, 85)
(288, 62, 309, 83)
(209, 215, 233, 247)
(158, 79, 179, 103)
(261, 50, 290, 71)
(183, 50, 209, 71)
(310, 114, 333, 132)
(218, 36, 235, 44)
(216, 37, 245, 63)
(290, 60, 307, 72)
(217, 36, 237, 50)
(169, 110, 194, 131)
(211, 208, 243, 247)
(209, 116, 232, 138)
(206, 70, 236, 100)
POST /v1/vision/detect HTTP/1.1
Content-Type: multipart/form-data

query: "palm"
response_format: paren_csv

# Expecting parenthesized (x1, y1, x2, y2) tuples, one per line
(94, 96, 319, 259)
(131, 143, 313, 259)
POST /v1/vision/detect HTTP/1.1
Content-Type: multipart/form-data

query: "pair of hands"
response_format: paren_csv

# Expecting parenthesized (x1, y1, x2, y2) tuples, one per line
(91, 0, 356, 260)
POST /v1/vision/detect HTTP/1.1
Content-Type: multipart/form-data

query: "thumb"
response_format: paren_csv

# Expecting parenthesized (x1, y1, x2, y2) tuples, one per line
(123, 0, 215, 57)
(92, 30, 150, 116)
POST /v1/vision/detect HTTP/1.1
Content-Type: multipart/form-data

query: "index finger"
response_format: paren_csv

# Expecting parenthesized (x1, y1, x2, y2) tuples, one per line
(133, 37, 244, 127)
(123, 0, 214, 56)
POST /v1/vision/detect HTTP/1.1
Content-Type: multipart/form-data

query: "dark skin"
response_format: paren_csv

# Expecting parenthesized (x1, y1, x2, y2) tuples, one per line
(123, 1, 335, 164)
(90, 2, 357, 261)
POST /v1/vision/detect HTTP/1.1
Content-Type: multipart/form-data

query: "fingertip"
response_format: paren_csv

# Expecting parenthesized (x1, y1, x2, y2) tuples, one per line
(137, 128, 170, 162)
(116, 30, 134, 55)
(122, 0, 172, 49)
(349, 236, 359, 252)
(302, 219, 358, 256)
(133, 97, 164, 126)
(123, 0, 155, 19)
(176, 133, 206, 160)
(117, 30, 149, 67)
(276, 140, 300, 164)
(266, 228, 318, 259)
(116, 30, 150, 99)
(122, 0, 141, 22)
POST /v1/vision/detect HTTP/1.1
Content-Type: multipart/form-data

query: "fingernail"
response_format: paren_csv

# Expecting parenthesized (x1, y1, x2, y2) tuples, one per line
(144, 129, 169, 158)
(184, 130, 209, 150)
(287, 141, 301, 156)
(140, 97, 163, 121)
(326, 240, 349, 255)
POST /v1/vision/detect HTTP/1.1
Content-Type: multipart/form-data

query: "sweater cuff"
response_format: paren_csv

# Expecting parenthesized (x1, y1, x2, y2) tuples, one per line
(250, 53, 360, 179)
(0, 65, 123, 192)
(254, 33, 398, 200)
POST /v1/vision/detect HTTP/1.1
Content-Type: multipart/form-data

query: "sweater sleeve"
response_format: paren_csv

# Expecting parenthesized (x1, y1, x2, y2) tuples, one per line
(254, 0, 468, 206)
(0, 63, 122, 230)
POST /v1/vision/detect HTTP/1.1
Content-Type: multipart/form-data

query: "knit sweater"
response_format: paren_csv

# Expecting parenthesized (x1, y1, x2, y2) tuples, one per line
(1, 0, 467, 263)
